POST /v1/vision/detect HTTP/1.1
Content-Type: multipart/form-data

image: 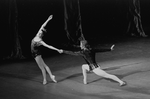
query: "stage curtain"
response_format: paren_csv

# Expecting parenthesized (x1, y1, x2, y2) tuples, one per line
(126, 0, 147, 37)
(1, 0, 147, 61)
(64, 0, 85, 46)
(64, 0, 147, 43)
(6, 0, 24, 60)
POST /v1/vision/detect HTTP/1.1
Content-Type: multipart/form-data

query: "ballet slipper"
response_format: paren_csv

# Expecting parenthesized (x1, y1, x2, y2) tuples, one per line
(43, 80, 47, 85)
(83, 79, 87, 84)
(51, 75, 57, 83)
(120, 81, 127, 87)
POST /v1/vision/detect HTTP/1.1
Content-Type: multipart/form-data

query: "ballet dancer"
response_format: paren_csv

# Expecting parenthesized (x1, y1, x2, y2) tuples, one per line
(31, 15, 63, 85)
(63, 40, 126, 86)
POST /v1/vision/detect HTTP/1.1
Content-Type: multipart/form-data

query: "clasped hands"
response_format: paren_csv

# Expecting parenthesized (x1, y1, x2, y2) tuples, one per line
(57, 49, 63, 53)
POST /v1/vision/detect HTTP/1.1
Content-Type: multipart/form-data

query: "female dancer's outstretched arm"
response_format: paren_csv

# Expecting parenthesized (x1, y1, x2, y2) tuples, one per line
(40, 41, 63, 53)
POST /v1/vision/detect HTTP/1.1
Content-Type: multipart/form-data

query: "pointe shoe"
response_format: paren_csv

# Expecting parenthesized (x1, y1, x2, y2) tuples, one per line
(43, 80, 47, 85)
(120, 81, 127, 87)
(51, 75, 57, 83)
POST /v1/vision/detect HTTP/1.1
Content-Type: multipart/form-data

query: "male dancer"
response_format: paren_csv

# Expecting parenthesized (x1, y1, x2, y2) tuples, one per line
(63, 40, 126, 86)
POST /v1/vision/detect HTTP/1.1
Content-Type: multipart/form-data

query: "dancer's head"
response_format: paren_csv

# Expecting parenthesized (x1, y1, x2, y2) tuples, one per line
(80, 40, 88, 50)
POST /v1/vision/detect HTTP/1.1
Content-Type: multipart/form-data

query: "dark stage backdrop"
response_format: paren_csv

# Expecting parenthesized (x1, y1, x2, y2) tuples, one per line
(80, 0, 148, 40)
(0, 0, 150, 61)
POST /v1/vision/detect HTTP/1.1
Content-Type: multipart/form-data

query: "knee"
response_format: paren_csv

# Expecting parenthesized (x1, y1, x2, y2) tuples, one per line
(41, 68, 46, 72)
(82, 64, 89, 71)
(101, 72, 111, 78)
(44, 65, 49, 68)
(93, 68, 107, 77)
(82, 64, 87, 69)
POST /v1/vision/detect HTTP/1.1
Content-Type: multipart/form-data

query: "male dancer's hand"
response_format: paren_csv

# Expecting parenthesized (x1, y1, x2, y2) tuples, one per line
(111, 44, 115, 50)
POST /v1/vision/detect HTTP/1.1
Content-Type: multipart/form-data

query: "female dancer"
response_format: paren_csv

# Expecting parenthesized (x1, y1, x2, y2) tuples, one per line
(63, 40, 126, 86)
(31, 15, 63, 85)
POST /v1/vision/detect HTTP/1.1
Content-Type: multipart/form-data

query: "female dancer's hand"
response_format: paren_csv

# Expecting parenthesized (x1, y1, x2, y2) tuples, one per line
(48, 15, 53, 20)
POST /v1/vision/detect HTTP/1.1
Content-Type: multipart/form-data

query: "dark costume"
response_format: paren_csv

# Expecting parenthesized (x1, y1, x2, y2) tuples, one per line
(31, 39, 43, 58)
(63, 45, 112, 71)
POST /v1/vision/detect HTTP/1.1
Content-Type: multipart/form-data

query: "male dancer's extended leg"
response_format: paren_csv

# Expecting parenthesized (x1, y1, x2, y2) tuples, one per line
(93, 67, 126, 86)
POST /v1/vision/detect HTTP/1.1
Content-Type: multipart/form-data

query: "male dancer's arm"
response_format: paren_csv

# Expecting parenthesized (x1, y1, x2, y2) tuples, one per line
(63, 50, 82, 56)
(93, 44, 115, 52)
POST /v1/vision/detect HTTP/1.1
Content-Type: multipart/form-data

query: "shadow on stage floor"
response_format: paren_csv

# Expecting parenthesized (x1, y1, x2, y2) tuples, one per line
(1, 37, 150, 99)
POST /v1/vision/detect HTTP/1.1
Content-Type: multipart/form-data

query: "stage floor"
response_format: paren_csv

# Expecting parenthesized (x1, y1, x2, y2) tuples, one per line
(1, 37, 150, 99)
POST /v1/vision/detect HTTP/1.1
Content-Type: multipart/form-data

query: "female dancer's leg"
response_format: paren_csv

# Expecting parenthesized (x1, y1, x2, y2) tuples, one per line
(35, 55, 57, 84)
(43, 62, 57, 83)
(35, 55, 47, 84)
